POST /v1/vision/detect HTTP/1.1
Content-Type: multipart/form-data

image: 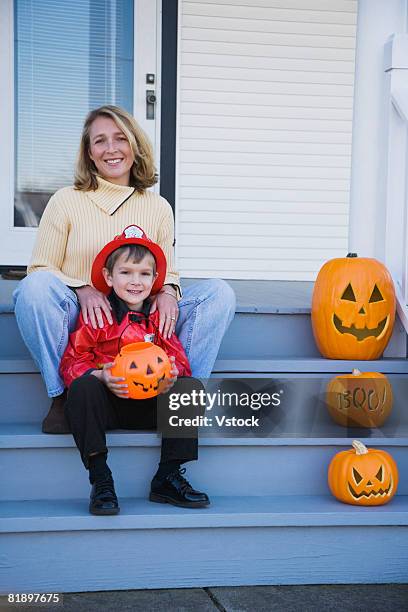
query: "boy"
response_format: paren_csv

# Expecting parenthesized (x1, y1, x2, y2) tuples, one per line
(61, 225, 209, 515)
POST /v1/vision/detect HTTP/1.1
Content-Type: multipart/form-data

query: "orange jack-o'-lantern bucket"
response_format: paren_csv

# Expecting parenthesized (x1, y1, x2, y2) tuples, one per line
(111, 342, 171, 400)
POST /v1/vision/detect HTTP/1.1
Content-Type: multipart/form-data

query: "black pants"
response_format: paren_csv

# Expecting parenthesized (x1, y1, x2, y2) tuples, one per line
(64, 375, 203, 470)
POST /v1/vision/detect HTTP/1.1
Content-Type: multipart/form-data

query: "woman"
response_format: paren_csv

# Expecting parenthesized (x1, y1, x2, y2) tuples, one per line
(13, 105, 236, 433)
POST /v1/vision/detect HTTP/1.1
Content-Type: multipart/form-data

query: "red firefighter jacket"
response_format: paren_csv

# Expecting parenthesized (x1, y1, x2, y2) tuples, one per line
(60, 294, 191, 388)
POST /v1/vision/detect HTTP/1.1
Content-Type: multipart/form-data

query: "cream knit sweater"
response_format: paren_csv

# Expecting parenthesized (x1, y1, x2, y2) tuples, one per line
(28, 176, 181, 295)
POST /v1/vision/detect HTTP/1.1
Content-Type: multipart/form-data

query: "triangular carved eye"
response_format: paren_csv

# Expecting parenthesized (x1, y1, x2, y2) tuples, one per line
(376, 465, 383, 481)
(369, 284, 384, 303)
(341, 284, 356, 302)
(146, 365, 154, 374)
(157, 356, 163, 364)
(353, 468, 363, 484)
(130, 361, 137, 369)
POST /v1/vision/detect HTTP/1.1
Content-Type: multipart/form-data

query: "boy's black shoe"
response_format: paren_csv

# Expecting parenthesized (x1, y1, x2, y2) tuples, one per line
(149, 467, 210, 508)
(89, 476, 120, 515)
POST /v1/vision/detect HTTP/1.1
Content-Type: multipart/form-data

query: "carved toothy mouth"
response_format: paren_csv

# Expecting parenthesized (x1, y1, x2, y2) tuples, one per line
(132, 374, 166, 392)
(348, 478, 393, 499)
(333, 314, 388, 341)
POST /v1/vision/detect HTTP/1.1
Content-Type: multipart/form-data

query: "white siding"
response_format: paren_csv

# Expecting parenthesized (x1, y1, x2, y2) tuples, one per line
(176, 0, 357, 280)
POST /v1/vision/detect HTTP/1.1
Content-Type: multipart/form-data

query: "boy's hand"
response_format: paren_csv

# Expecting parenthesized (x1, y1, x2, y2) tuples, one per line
(76, 285, 113, 329)
(158, 357, 179, 394)
(92, 363, 129, 398)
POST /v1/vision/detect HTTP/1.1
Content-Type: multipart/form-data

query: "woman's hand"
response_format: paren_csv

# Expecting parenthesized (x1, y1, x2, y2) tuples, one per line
(92, 363, 129, 398)
(158, 356, 178, 394)
(149, 287, 179, 340)
(76, 285, 113, 329)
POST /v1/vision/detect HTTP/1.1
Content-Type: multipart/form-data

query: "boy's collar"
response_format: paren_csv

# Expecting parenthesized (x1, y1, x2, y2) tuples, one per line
(108, 291, 151, 324)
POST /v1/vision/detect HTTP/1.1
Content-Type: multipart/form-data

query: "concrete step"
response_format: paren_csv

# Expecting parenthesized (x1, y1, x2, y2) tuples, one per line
(2, 495, 408, 592)
(0, 310, 321, 361)
(0, 278, 332, 361)
(1, 426, 407, 500)
(2, 278, 407, 360)
(3, 308, 406, 361)
(1, 360, 408, 435)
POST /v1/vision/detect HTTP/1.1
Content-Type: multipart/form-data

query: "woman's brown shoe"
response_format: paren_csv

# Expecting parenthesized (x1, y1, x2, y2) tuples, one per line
(41, 390, 70, 434)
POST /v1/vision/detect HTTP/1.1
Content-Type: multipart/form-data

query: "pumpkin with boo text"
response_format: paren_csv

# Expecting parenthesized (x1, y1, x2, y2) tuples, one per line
(326, 369, 393, 428)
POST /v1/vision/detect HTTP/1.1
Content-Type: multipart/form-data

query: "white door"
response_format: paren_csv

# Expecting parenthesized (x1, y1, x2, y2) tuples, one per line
(0, 0, 160, 267)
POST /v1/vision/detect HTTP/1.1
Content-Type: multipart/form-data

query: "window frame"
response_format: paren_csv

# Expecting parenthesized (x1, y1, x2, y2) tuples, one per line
(0, 0, 38, 268)
(0, 0, 163, 268)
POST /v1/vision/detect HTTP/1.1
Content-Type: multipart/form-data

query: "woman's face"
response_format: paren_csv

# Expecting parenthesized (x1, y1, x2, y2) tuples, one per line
(88, 116, 135, 186)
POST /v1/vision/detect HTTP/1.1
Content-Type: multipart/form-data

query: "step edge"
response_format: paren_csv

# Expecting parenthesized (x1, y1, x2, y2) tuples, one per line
(2, 358, 408, 375)
(0, 305, 313, 316)
(213, 359, 408, 373)
(2, 495, 408, 533)
(1, 430, 408, 448)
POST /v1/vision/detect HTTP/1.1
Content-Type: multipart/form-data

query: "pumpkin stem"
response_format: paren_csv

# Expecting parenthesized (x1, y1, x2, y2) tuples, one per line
(352, 368, 361, 376)
(352, 440, 368, 455)
(347, 253, 358, 258)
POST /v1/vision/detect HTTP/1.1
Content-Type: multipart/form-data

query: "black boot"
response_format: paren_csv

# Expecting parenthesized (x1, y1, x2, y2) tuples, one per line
(150, 467, 210, 508)
(42, 390, 70, 434)
(89, 475, 120, 515)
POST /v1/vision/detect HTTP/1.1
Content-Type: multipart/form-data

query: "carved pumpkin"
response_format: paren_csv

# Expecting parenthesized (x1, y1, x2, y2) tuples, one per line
(111, 342, 171, 399)
(312, 253, 396, 359)
(326, 369, 393, 428)
(328, 440, 398, 506)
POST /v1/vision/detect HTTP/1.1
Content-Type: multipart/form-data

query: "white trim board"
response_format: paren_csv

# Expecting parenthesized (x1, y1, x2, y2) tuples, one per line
(176, 0, 358, 281)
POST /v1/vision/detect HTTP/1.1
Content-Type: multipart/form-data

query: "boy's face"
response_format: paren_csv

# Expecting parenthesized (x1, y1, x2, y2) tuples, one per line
(102, 251, 158, 310)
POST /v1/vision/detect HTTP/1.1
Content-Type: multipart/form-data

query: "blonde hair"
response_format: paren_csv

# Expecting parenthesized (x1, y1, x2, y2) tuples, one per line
(74, 105, 158, 192)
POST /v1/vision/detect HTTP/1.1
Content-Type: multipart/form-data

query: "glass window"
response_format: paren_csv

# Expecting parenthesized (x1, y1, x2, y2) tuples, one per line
(14, 0, 134, 227)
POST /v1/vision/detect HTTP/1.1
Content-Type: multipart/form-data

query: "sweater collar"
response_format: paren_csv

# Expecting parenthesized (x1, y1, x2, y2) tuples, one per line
(86, 175, 136, 215)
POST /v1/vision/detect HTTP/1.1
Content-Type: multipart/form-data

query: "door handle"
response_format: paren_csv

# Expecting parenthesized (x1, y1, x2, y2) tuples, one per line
(146, 90, 156, 120)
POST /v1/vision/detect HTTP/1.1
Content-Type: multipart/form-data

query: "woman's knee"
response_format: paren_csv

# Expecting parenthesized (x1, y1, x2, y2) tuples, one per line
(189, 278, 235, 307)
(206, 278, 236, 313)
(13, 271, 66, 310)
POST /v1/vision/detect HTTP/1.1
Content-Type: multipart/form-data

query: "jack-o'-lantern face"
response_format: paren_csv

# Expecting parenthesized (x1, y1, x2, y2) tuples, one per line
(326, 370, 393, 428)
(111, 342, 172, 399)
(128, 355, 167, 393)
(328, 440, 398, 506)
(347, 460, 393, 502)
(333, 282, 389, 341)
(312, 254, 396, 359)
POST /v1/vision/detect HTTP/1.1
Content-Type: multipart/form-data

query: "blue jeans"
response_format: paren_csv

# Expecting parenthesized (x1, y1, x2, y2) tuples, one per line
(13, 271, 236, 397)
